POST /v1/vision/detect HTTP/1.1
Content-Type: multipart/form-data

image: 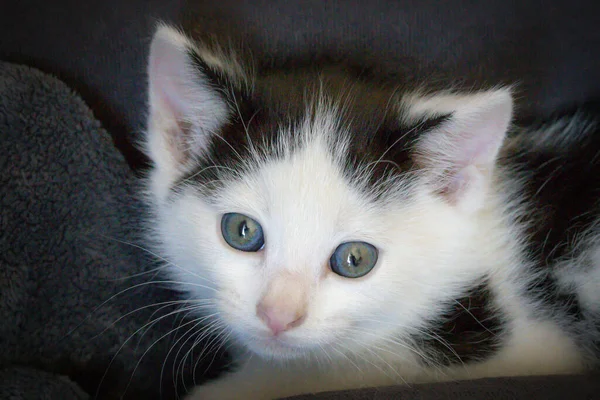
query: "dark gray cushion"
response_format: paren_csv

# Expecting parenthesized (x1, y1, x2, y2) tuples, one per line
(0, 60, 228, 400)
(286, 374, 600, 400)
(0, 367, 88, 400)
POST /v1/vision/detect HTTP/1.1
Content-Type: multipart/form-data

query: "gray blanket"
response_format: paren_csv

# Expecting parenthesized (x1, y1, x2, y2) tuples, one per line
(1, 60, 599, 400)
(0, 61, 229, 399)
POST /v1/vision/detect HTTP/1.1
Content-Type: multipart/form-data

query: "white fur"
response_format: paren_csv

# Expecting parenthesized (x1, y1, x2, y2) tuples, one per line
(555, 234, 600, 313)
(144, 25, 589, 400)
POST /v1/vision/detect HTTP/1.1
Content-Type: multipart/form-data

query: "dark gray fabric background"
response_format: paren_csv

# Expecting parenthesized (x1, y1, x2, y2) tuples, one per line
(1, 0, 599, 170)
(0, 60, 230, 400)
(287, 373, 600, 400)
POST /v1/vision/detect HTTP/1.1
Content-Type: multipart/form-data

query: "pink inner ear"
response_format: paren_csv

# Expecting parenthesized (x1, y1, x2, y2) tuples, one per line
(148, 31, 195, 124)
(446, 165, 487, 212)
(146, 26, 234, 172)
(421, 93, 513, 171)
(417, 91, 513, 208)
(456, 103, 512, 167)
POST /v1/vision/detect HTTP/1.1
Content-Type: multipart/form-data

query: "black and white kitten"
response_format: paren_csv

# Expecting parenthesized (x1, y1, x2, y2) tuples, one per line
(143, 25, 600, 399)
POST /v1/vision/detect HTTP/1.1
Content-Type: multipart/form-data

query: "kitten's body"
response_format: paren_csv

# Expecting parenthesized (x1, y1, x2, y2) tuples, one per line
(143, 25, 600, 399)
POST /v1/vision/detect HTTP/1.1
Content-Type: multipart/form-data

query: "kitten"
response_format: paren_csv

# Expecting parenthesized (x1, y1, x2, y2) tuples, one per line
(142, 24, 600, 400)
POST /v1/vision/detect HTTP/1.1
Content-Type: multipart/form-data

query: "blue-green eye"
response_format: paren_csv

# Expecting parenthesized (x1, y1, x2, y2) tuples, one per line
(330, 241, 378, 278)
(221, 213, 265, 252)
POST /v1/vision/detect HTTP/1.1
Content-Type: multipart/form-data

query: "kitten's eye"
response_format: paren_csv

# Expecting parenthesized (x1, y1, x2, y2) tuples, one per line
(221, 213, 265, 252)
(330, 241, 378, 278)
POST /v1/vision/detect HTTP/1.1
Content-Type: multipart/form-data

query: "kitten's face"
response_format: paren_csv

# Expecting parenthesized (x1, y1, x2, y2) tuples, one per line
(146, 25, 512, 360)
(157, 130, 478, 360)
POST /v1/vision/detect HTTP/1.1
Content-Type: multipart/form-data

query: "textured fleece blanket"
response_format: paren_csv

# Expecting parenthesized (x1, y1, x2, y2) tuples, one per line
(1, 60, 599, 400)
(0, 60, 229, 399)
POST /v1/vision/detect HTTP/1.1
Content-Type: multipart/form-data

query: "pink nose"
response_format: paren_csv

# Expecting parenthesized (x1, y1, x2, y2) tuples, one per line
(256, 304, 306, 335)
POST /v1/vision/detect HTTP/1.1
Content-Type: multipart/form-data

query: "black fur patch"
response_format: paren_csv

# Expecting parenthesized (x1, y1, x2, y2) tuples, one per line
(174, 53, 452, 202)
(342, 115, 450, 196)
(504, 104, 600, 320)
(187, 49, 235, 97)
(167, 46, 459, 201)
(171, 97, 304, 197)
(172, 50, 271, 194)
(416, 282, 504, 366)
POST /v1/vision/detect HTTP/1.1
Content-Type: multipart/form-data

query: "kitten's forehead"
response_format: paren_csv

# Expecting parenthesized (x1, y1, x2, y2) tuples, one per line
(178, 84, 438, 207)
(215, 112, 381, 255)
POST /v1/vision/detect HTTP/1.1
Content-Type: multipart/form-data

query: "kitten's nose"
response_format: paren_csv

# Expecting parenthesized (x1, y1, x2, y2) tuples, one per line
(256, 303, 306, 336)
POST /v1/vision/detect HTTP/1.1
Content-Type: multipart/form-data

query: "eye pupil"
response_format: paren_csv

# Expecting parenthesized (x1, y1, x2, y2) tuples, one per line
(348, 253, 360, 267)
(221, 213, 265, 252)
(331, 242, 378, 278)
(239, 221, 248, 237)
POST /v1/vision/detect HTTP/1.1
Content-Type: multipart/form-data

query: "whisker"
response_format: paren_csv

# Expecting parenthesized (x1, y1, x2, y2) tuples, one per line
(180, 165, 238, 186)
(158, 308, 208, 399)
(343, 336, 408, 385)
(365, 121, 422, 173)
(328, 344, 363, 375)
(196, 327, 232, 380)
(171, 315, 221, 392)
(121, 310, 217, 398)
(180, 319, 226, 394)
(229, 85, 259, 159)
(100, 235, 217, 285)
(89, 299, 202, 342)
(63, 280, 202, 341)
(133, 301, 216, 354)
(185, 318, 225, 370)
(211, 132, 245, 164)
(172, 318, 220, 398)
(348, 319, 462, 371)
(94, 304, 205, 399)
(452, 299, 497, 337)
(192, 322, 230, 377)
(317, 342, 333, 365)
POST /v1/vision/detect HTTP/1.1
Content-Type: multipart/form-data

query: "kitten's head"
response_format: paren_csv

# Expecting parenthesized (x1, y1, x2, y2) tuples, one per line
(144, 25, 513, 360)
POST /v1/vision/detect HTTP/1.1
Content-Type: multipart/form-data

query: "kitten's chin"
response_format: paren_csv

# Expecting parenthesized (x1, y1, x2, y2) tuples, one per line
(242, 334, 317, 360)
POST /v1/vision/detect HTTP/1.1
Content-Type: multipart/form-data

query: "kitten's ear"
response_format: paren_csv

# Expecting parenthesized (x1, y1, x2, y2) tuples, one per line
(145, 24, 244, 180)
(405, 89, 513, 213)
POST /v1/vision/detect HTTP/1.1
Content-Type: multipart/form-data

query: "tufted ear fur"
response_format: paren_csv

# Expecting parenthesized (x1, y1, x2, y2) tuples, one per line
(145, 24, 247, 189)
(403, 89, 513, 213)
